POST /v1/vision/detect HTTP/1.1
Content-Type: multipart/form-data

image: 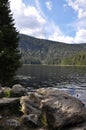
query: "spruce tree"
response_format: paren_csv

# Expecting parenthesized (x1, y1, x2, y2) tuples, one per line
(0, 0, 21, 86)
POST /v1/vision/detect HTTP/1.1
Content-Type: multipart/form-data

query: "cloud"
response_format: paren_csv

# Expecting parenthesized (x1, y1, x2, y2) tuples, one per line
(10, 0, 46, 38)
(74, 29, 86, 43)
(49, 33, 74, 43)
(35, 0, 46, 18)
(47, 22, 86, 43)
(66, 0, 86, 19)
(45, 1, 52, 11)
(48, 22, 74, 43)
(49, 27, 86, 43)
(64, 0, 86, 43)
(10, 0, 65, 41)
(10, 0, 86, 43)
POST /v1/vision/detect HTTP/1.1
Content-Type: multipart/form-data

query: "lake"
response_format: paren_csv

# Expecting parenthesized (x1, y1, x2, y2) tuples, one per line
(17, 65, 86, 105)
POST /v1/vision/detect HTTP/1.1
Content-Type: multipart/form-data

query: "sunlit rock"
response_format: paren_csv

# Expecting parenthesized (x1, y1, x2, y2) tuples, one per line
(20, 88, 86, 129)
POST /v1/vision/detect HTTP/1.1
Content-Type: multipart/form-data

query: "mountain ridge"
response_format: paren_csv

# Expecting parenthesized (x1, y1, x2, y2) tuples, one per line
(18, 34, 86, 65)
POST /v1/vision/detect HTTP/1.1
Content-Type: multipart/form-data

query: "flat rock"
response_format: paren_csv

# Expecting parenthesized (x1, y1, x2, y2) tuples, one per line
(0, 98, 20, 106)
(0, 97, 20, 116)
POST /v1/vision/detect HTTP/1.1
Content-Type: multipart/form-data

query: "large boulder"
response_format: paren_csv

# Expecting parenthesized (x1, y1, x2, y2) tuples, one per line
(20, 88, 86, 129)
(11, 84, 27, 97)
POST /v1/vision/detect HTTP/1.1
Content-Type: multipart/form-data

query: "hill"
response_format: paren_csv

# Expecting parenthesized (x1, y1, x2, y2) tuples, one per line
(18, 34, 86, 65)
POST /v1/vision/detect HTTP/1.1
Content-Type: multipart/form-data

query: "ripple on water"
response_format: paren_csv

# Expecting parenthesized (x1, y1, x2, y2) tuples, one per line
(56, 83, 86, 106)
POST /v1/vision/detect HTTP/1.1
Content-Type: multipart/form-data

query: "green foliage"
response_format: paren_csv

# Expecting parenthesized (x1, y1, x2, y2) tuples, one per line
(0, 0, 21, 86)
(41, 112, 47, 126)
(18, 106, 22, 112)
(19, 34, 86, 65)
(21, 56, 41, 64)
(61, 52, 86, 65)
(3, 89, 11, 97)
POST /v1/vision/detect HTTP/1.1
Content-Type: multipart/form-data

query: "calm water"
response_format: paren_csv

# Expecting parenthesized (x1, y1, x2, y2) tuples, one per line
(17, 65, 86, 105)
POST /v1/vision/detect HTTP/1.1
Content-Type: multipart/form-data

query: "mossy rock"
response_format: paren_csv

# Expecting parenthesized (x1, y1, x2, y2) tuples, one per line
(2, 87, 12, 98)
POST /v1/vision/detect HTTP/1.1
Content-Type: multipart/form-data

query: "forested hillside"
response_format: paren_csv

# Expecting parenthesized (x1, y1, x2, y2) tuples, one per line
(61, 52, 86, 65)
(18, 34, 86, 65)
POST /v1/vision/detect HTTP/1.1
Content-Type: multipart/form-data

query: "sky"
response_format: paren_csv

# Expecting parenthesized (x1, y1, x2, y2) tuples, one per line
(10, 0, 86, 43)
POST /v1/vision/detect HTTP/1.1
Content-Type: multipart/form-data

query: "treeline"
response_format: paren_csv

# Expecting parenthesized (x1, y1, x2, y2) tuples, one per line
(61, 52, 86, 65)
(21, 56, 41, 64)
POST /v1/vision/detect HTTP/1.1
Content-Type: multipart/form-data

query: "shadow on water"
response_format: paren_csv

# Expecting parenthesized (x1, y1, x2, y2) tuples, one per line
(16, 65, 86, 105)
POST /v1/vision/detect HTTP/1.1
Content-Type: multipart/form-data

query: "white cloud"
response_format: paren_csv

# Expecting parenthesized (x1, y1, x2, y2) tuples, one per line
(49, 33, 74, 43)
(45, 1, 52, 11)
(64, 0, 86, 43)
(66, 0, 86, 19)
(10, 0, 46, 38)
(35, 0, 46, 18)
(48, 26, 74, 43)
(10, 0, 86, 43)
(49, 28, 86, 43)
(47, 22, 86, 43)
(74, 29, 86, 43)
(10, 0, 25, 16)
(47, 22, 73, 43)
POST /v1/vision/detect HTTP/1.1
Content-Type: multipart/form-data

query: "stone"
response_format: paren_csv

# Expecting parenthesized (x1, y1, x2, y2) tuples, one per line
(11, 84, 27, 97)
(6, 119, 20, 128)
(0, 88, 3, 98)
(63, 120, 86, 130)
(0, 97, 20, 106)
(0, 115, 2, 119)
(20, 93, 42, 115)
(21, 114, 39, 128)
(0, 97, 20, 116)
(20, 88, 86, 129)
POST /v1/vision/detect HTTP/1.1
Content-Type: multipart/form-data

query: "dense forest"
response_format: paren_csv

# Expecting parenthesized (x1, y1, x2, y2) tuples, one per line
(61, 52, 86, 65)
(19, 34, 86, 65)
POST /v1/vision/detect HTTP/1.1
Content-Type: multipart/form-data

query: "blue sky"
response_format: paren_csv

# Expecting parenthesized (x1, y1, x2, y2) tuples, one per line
(10, 0, 86, 43)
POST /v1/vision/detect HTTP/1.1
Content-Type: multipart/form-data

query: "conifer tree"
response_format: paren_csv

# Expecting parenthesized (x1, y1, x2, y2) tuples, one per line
(0, 0, 21, 86)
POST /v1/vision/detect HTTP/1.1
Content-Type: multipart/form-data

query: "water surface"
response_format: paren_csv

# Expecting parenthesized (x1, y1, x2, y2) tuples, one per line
(17, 65, 86, 105)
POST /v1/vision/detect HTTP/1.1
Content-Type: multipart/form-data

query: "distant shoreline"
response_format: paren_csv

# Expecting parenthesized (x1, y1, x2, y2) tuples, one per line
(22, 64, 86, 67)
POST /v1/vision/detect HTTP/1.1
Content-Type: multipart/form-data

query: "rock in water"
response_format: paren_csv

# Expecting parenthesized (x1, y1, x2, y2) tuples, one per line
(20, 88, 86, 129)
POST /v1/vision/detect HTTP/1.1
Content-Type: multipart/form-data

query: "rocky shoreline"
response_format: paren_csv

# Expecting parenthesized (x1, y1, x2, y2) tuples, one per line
(0, 84, 86, 130)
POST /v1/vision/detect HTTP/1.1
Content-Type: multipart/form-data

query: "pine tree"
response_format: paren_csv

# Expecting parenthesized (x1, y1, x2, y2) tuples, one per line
(0, 0, 21, 86)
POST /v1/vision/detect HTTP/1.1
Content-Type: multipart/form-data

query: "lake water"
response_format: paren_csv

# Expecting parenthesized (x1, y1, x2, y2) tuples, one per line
(17, 65, 86, 105)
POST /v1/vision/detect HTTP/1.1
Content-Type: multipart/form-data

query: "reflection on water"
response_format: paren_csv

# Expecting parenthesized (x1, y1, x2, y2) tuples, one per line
(17, 65, 86, 105)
